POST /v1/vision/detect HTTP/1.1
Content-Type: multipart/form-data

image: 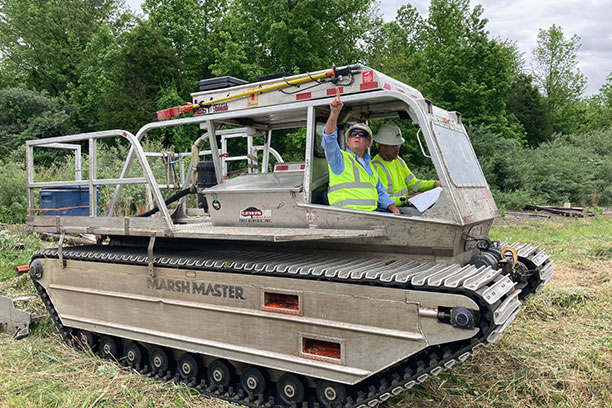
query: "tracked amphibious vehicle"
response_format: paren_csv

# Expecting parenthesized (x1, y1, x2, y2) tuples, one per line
(25, 65, 553, 407)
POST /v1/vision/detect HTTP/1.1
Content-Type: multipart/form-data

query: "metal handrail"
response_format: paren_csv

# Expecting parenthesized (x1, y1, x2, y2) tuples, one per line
(416, 128, 432, 159)
(26, 129, 174, 230)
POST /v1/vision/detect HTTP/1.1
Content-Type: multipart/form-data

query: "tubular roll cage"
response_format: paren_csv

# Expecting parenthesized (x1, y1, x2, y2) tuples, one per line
(26, 88, 446, 233)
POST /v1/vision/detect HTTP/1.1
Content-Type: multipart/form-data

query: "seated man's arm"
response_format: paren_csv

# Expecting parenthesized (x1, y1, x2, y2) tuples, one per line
(402, 158, 441, 192)
(377, 180, 400, 214)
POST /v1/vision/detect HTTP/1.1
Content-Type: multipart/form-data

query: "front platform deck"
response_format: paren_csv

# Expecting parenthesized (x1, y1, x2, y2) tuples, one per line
(27, 215, 385, 242)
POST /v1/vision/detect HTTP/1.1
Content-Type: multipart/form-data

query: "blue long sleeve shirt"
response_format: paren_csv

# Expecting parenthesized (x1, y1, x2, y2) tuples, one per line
(321, 129, 395, 210)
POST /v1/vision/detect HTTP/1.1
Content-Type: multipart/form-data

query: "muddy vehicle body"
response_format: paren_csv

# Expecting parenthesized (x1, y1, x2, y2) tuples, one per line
(25, 65, 552, 407)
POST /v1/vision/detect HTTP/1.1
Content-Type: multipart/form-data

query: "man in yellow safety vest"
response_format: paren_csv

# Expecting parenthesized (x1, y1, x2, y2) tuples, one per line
(321, 94, 399, 214)
(371, 123, 441, 208)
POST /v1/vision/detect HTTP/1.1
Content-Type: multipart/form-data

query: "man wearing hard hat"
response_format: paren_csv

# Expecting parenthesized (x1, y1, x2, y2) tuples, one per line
(371, 123, 441, 208)
(321, 94, 400, 214)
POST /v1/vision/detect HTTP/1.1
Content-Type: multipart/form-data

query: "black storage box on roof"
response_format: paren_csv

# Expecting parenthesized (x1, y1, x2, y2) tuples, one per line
(199, 76, 248, 92)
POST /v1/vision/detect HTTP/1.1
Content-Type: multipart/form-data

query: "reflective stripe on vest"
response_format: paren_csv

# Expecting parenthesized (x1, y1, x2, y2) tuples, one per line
(371, 158, 409, 206)
(372, 161, 410, 198)
(328, 151, 379, 211)
(330, 199, 377, 208)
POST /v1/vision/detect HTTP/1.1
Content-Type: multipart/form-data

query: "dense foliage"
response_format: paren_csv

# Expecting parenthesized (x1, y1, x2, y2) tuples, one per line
(0, 0, 610, 222)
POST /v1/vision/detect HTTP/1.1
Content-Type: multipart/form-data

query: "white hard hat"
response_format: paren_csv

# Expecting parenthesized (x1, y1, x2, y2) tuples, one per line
(344, 123, 373, 141)
(374, 123, 405, 145)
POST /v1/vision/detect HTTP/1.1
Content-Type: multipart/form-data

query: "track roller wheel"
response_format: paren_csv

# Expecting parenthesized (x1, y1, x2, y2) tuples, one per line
(149, 347, 172, 373)
(178, 353, 200, 380)
(316, 380, 347, 406)
(123, 342, 145, 367)
(277, 373, 305, 405)
(208, 359, 233, 389)
(240, 366, 267, 395)
(99, 336, 121, 359)
(76, 330, 96, 350)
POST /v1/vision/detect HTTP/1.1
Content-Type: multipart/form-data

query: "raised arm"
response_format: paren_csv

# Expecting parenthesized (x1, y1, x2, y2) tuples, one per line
(321, 93, 345, 175)
(325, 93, 343, 134)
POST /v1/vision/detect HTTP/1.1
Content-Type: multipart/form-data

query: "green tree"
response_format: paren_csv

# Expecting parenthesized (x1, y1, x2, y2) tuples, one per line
(581, 72, 612, 132)
(367, 5, 427, 87)
(211, 0, 380, 79)
(532, 25, 587, 135)
(0, 86, 75, 157)
(505, 74, 553, 146)
(93, 22, 188, 133)
(0, 0, 128, 96)
(143, 0, 228, 83)
(66, 24, 121, 132)
(600, 72, 612, 104)
(420, 0, 522, 138)
(368, 1, 523, 140)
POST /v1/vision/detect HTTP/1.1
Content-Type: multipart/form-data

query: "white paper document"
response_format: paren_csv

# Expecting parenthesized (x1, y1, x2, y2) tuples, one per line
(408, 187, 443, 212)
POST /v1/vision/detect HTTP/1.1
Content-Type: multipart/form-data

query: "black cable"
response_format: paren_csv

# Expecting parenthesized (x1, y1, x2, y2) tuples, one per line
(279, 80, 326, 95)
(307, 72, 322, 83)
(137, 186, 195, 217)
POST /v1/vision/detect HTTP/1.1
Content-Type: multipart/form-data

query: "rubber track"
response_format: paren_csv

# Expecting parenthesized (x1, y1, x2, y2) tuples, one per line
(30, 244, 552, 408)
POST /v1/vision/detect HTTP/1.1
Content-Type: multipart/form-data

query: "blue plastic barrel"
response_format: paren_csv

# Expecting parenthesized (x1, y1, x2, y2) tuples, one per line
(39, 186, 99, 216)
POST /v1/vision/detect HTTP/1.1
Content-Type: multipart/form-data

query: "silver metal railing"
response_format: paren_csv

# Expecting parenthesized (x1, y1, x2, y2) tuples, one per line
(26, 130, 174, 230)
(26, 127, 286, 229)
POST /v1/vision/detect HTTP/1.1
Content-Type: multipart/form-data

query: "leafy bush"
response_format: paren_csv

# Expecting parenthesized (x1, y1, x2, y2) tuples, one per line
(0, 86, 75, 160)
(470, 125, 612, 209)
(491, 189, 540, 210)
(0, 160, 28, 223)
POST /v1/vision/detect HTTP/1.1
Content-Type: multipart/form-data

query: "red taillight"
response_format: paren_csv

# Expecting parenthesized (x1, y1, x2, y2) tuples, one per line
(264, 292, 300, 313)
(303, 338, 341, 360)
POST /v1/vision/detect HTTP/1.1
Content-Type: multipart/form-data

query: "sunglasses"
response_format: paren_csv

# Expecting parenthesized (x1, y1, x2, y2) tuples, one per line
(349, 129, 370, 139)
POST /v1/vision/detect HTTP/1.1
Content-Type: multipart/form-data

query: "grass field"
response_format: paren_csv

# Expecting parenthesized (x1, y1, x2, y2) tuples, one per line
(1, 218, 611, 408)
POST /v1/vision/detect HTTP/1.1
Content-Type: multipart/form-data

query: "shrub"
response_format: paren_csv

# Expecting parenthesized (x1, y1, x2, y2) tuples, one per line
(0, 160, 28, 223)
(469, 125, 612, 209)
(0, 86, 75, 161)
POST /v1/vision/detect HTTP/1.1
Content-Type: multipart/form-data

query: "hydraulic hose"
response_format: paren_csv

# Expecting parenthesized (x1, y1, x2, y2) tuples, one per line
(137, 186, 195, 217)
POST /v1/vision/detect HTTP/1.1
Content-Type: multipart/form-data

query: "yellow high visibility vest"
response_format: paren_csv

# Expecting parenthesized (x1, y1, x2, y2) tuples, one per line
(328, 151, 379, 211)
(371, 155, 434, 206)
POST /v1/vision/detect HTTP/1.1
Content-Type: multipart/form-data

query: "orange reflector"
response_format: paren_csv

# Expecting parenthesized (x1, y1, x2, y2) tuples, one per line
(500, 247, 518, 266)
(264, 292, 300, 313)
(303, 338, 341, 360)
(16, 265, 30, 274)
